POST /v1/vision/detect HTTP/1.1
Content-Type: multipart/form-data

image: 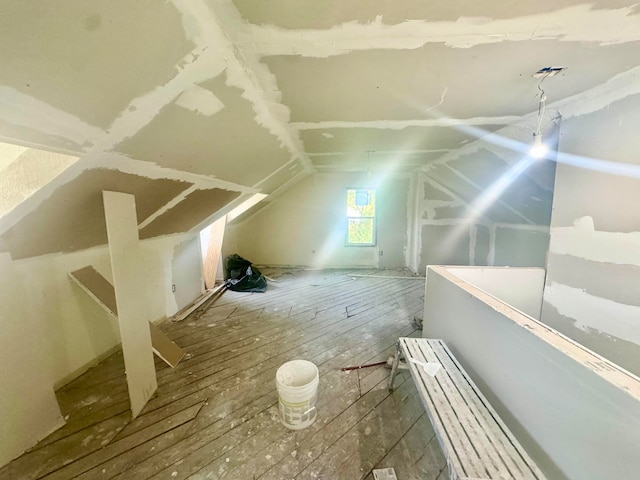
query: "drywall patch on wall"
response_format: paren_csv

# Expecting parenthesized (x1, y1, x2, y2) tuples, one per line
(546, 252, 640, 308)
(541, 300, 640, 377)
(245, 5, 640, 56)
(544, 282, 640, 347)
(550, 216, 640, 266)
(175, 85, 224, 116)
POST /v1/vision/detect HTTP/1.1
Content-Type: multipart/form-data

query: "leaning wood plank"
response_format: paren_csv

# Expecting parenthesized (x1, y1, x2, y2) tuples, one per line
(69, 266, 118, 316)
(70, 265, 185, 368)
(203, 216, 226, 289)
(103, 191, 157, 418)
(149, 322, 185, 368)
(171, 284, 226, 322)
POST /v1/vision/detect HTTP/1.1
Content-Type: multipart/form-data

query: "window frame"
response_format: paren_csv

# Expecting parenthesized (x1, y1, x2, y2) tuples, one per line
(345, 188, 377, 247)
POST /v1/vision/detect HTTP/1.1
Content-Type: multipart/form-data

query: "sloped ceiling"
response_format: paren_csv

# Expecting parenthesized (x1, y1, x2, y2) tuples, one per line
(1, 1, 639, 258)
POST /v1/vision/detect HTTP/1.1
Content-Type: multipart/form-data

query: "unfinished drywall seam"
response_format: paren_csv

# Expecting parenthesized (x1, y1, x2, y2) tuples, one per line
(494, 223, 550, 232)
(423, 176, 472, 211)
(137, 185, 198, 229)
(469, 225, 477, 266)
(550, 216, 640, 266)
(405, 172, 421, 272)
(488, 224, 497, 266)
(171, 0, 314, 175)
(244, 5, 640, 57)
(291, 117, 520, 131)
(421, 65, 640, 180)
(442, 164, 535, 224)
(95, 153, 255, 193)
(545, 282, 640, 347)
(0, 45, 229, 235)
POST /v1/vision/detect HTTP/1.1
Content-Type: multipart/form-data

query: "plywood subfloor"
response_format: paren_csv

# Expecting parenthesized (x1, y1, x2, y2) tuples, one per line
(1, 268, 447, 480)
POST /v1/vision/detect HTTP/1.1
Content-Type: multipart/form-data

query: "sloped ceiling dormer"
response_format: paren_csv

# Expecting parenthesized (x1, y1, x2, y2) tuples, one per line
(1, 0, 639, 258)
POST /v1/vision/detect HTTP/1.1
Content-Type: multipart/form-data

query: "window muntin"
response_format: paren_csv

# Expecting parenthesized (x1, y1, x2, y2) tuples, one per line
(346, 188, 376, 245)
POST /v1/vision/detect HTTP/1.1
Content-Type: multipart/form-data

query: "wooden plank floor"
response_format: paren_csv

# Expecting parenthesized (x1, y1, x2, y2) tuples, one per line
(1, 268, 447, 480)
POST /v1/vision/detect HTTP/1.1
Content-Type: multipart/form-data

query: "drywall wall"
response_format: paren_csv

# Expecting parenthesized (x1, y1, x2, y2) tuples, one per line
(0, 228, 203, 466)
(423, 266, 640, 480)
(446, 266, 545, 319)
(493, 225, 549, 267)
(414, 173, 550, 274)
(171, 234, 204, 309)
(0, 253, 65, 468)
(224, 172, 409, 268)
(541, 93, 640, 376)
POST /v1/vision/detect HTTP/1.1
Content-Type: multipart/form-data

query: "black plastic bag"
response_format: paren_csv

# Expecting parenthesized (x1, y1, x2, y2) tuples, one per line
(224, 254, 267, 293)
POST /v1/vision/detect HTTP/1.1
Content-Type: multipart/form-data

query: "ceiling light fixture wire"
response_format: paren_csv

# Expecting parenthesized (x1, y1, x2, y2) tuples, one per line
(535, 72, 551, 137)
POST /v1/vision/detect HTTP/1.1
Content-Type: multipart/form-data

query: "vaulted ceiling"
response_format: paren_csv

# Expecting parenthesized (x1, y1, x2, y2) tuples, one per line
(1, 1, 639, 259)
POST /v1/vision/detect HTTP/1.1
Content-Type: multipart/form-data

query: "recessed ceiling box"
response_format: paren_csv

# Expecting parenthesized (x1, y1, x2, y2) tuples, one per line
(533, 67, 567, 78)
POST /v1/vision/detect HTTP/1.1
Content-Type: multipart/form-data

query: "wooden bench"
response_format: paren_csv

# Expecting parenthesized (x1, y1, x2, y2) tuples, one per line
(389, 337, 546, 480)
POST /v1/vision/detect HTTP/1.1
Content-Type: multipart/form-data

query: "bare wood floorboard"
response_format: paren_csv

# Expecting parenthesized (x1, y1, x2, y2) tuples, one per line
(1, 268, 444, 480)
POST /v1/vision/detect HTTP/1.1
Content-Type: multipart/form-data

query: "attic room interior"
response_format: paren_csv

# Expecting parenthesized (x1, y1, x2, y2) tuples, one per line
(1, 1, 639, 479)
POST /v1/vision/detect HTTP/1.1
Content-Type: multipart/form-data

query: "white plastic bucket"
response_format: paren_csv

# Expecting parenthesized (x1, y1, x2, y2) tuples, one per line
(275, 360, 319, 430)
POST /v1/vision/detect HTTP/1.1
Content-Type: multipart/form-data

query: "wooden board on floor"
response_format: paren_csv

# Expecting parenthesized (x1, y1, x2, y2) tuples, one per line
(69, 265, 118, 315)
(203, 216, 226, 289)
(149, 322, 185, 368)
(70, 265, 185, 368)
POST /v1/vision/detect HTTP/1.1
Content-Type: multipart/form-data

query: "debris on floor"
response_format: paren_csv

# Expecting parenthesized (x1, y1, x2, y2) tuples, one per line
(373, 467, 398, 480)
(340, 356, 395, 371)
(413, 316, 423, 330)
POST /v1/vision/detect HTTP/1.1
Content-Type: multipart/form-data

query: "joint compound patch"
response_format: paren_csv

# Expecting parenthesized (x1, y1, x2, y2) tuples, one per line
(175, 85, 225, 116)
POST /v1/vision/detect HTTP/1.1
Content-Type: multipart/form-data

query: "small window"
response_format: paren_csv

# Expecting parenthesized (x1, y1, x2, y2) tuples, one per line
(346, 188, 376, 245)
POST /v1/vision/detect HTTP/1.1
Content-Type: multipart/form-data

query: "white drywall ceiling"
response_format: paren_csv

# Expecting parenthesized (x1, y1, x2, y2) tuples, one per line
(0, 0, 639, 257)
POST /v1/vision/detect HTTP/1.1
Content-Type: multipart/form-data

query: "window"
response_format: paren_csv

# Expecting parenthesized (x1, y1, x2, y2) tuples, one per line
(346, 188, 376, 245)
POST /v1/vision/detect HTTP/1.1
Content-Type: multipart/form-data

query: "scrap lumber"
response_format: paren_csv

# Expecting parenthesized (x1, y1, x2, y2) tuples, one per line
(69, 266, 185, 368)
